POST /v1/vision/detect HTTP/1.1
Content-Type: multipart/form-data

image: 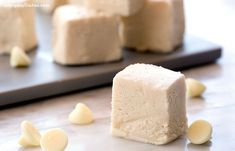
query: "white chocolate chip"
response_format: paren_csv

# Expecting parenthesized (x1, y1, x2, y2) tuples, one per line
(18, 121, 41, 147)
(69, 103, 94, 125)
(10, 46, 31, 68)
(18, 135, 33, 147)
(186, 78, 206, 98)
(187, 120, 213, 144)
(40, 128, 68, 151)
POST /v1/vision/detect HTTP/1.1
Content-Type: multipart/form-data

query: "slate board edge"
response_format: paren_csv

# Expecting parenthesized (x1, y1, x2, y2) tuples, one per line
(0, 45, 222, 106)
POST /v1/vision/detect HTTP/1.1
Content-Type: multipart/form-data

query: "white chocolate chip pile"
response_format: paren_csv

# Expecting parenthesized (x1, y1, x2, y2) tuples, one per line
(69, 103, 94, 125)
(186, 78, 206, 98)
(40, 128, 68, 151)
(10, 47, 31, 68)
(18, 121, 41, 147)
(17, 103, 94, 149)
(187, 120, 213, 144)
(18, 121, 68, 151)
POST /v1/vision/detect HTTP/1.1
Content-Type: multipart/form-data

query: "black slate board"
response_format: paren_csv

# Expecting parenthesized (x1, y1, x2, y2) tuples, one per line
(0, 10, 222, 106)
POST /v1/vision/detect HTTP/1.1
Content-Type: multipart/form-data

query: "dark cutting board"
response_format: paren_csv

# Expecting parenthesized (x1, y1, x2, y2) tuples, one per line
(0, 10, 222, 106)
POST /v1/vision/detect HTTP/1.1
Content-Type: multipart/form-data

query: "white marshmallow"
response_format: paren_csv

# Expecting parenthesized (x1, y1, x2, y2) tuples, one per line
(121, 0, 185, 52)
(84, 0, 145, 17)
(111, 64, 187, 145)
(0, 0, 37, 54)
(52, 5, 122, 65)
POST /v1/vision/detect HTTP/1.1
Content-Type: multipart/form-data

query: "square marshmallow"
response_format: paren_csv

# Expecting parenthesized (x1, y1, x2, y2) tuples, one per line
(111, 64, 187, 145)
(121, 0, 185, 52)
(84, 0, 145, 17)
(53, 5, 122, 65)
(0, 0, 37, 54)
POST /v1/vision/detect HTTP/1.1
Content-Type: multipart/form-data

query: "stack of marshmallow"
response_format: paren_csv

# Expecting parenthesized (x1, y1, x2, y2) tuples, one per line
(52, 0, 185, 65)
(0, 0, 185, 66)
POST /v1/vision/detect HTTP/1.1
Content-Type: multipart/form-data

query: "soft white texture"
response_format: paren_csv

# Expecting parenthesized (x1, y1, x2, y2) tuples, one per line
(53, 5, 122, 65)
(111, 64, 187, 145)
(121, 0, 185, 52)
(84, 0, 145, 17)
(0, 1, 37, 54)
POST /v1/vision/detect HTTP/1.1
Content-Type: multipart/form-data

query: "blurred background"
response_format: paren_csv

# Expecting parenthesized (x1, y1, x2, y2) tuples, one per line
(0, 0, 235, 150)
(186, 0, 235, 50)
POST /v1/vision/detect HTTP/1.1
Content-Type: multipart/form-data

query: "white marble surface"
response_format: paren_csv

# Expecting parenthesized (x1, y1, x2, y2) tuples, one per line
(1, 0, 235, 150)
(0, 70, 235, 151)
